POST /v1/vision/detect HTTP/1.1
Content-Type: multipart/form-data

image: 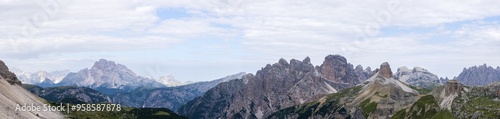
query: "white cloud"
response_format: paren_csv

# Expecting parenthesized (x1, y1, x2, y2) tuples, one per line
(1, 0, 500, 80)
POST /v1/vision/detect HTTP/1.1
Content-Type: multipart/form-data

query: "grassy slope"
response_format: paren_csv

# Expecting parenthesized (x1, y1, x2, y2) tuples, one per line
(391, 95, 455, 119)
(267, 86, 362, 118)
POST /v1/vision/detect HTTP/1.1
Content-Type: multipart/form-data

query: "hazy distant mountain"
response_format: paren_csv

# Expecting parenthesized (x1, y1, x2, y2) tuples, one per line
(112, 72, 246, 111)
(15, 70, 69, 86)
(179, 55, 365, 119)
(456, 64, 500, 86)
(58, 59, 165, 95)
(154, 75, 194, 87)
(395, 66, 441, 89)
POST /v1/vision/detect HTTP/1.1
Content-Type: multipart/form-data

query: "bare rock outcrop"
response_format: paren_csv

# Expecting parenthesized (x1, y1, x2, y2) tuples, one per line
(0, 60, 21, 85)
(379, 62, 393, 78)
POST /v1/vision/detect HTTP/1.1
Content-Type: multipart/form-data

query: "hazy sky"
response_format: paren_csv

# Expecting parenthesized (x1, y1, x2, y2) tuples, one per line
(1, 0, 500, 81)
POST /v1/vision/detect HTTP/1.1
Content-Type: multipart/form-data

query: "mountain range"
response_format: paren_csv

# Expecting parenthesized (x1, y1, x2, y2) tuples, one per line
(4, 54, 500, 119)
(456, 64, 500, 86)
(112, 72, 246, 111)
(179, 55, 369, 118)
(15, 70, 69, 87)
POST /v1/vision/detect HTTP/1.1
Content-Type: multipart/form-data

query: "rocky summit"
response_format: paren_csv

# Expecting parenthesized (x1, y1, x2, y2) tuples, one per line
(320, 55, 364, 87)
(179, 55, 364, 119)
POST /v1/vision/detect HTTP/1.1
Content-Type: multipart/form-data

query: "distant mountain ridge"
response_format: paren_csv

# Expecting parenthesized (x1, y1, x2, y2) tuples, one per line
(456, 64, 500, 86)
(154, 75, 194, 87)
(16, 70, 69, 87)
(112, 72, 246, 111)
(57, 59, 166, 95)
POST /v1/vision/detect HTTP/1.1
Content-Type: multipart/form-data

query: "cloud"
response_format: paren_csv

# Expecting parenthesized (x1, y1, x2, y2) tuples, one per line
(1, 0, 500, 80)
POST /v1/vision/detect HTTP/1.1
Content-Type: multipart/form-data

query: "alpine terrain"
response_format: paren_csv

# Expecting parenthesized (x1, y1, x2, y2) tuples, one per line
(179, 55, 368, 119)
(0, 60, 64, 119)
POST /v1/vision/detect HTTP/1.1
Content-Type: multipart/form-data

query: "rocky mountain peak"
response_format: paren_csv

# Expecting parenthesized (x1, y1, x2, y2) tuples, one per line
(303, 56, 311, 64)
(319, 55, 361, 86)
(278, 58, 289, 66)
(0, 60, 21, 85)
(324, 54, 347, 63)
(379, 62, 393, 78)
(92, 59, 121, 71)
(355, 65, 363, 70)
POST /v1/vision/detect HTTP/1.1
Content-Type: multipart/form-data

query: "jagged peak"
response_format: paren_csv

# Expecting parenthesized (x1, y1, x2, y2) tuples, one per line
(355, 65, 363, 70)
(303, 56, 311, 64)
(278, 58, 289, 66)
(379, 62, 393, 78)
(92, 59, 118, 69)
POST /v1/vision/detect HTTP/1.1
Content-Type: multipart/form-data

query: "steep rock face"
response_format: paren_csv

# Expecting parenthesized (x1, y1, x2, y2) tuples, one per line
(112, 72, 246, 111)
(58, 59, 165, 94)
(180, 55, 356, 119)
(0, 60, 21, 85)
(379, 62, 393, 78)
(456, 64, 500, 86)
(0, 60, 64, 119)
(320, 55, 362, 86)
(431, 80, 466, 111)
(395, 66, 441, 89)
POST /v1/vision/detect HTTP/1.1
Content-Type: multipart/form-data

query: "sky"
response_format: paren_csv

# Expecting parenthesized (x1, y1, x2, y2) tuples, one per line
(1, 0, 500, 81)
